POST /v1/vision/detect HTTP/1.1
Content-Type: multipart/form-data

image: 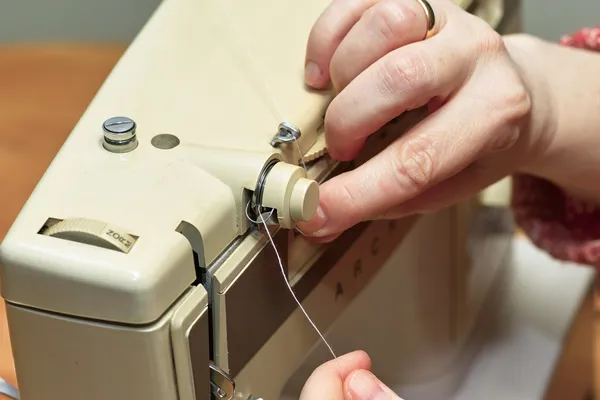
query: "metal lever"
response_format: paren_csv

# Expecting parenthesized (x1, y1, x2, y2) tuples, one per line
(210, 363, 235, 400)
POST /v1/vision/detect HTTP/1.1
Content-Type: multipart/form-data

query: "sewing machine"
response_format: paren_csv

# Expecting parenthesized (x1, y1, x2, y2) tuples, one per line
(0, 0, 594, 399)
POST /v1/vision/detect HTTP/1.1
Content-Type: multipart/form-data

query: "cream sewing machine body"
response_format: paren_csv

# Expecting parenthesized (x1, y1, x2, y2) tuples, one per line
(0, 0, 594, 399)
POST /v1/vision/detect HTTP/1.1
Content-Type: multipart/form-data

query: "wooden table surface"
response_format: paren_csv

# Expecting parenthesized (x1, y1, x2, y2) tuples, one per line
(0, 44, 126, 397)
(0, 44, 598, 399)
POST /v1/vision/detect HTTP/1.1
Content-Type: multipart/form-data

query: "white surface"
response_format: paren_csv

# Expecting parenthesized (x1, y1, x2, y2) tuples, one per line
(451, 235, 594, 400)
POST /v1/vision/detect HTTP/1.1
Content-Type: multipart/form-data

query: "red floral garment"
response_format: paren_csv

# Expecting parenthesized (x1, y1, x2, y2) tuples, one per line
(511, 27, 600, 269)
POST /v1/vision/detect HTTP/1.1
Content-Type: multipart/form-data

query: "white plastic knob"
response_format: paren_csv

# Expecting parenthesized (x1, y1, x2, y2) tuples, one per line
(290, 178, 319, 222)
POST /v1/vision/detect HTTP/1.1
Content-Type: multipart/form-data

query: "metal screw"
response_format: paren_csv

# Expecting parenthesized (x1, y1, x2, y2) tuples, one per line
(102, 116, 138, 153)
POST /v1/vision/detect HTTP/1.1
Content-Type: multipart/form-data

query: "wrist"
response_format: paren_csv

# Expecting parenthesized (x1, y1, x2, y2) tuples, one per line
(508, 28, 600, 272)
(502, 34, 557, 174)
(504, 33, 600, 203)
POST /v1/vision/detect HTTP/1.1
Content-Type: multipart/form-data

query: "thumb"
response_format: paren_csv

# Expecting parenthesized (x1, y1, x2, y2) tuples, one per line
(344, 369, 402, 400)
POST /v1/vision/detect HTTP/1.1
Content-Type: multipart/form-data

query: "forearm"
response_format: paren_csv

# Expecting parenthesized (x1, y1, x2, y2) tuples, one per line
(505, 33, 600, 204)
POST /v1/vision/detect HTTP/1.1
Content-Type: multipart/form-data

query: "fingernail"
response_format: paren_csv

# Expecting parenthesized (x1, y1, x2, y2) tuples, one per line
(347, 370, 389, 400)
(304, 60, 322, 87)
(296, 205, 328, 236)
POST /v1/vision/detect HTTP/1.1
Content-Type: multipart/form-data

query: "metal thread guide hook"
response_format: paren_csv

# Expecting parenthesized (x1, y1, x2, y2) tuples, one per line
(271, 122, 308, 171)
(270, 122, 301, 146)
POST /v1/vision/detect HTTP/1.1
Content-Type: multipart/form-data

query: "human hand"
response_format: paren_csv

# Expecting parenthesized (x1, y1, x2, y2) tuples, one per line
(298, 0, 551, 240)
(300, 351, 402, 400)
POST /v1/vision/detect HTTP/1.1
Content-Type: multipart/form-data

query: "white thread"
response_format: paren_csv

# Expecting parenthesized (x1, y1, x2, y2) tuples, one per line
(295, 140, 308, 171)
(244, 201, 339, 363)
(257, 210, 338, 361)
(221, 0, 339, 368)
(244, 201, 275, 224)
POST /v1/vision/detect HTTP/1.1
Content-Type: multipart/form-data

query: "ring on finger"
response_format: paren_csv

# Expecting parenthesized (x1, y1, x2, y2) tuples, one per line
(415, 0, 437, 40)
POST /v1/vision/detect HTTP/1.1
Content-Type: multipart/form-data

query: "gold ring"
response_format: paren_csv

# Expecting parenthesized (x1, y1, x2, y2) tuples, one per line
(415, 0, 437, 40)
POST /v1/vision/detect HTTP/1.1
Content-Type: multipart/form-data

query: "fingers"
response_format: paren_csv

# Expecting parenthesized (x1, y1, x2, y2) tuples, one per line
(299, 351, 402, 400)
(325, 34, 469, 160)
(379, 135, 530, 219)
(305, 0, 377, 89)
(298, 78, 529, 237)
(306, 0, 458, 90)
(330, 0, 444, 91)
(299, 351, 372, 400)
(344, 369, 403, 400)
(379, 161, 508, 219)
